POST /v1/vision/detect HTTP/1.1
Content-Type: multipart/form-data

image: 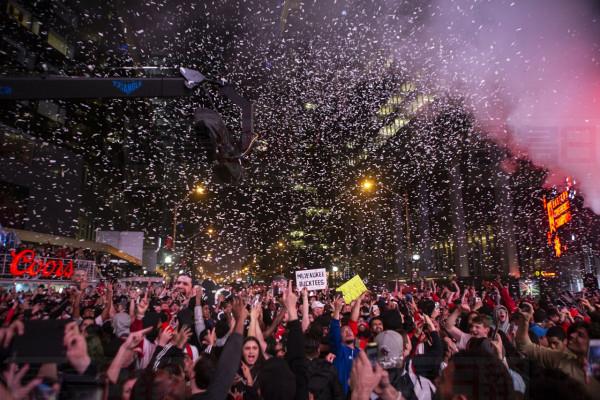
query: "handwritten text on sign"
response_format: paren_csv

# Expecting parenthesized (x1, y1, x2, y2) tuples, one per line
(337, 275, 367, 303)
(295, 268, 327, 291)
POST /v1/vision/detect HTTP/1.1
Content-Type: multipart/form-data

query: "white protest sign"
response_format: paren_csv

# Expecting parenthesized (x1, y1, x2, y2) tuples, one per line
(295, 268, 328, 291)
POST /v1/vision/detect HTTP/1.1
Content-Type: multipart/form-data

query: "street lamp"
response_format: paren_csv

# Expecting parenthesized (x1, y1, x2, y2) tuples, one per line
(172, 184, 206, 250)
(165, 255, 173, 264)
(359, 178, 376, 193)
(412, 254, 421, 261)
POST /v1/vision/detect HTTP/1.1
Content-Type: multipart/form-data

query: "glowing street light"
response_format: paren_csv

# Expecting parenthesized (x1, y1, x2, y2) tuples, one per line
(412, 254, 421, 261)
(172, 184, 207, 250)
(165, 255, 173, 264)
(332, 266, 339, 272)
(360, 178, 376, 192)
(277, 241, 285, 249)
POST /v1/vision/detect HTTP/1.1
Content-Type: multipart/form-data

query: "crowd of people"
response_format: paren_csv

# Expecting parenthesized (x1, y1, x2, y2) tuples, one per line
(0, 271, 599, 400)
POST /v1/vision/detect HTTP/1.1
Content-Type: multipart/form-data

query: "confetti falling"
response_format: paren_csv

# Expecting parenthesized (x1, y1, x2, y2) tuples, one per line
(0, 0, 599, 279)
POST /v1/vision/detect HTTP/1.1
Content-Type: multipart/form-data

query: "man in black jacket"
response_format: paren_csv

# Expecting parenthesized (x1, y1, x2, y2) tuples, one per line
(305, 336, 344, 400)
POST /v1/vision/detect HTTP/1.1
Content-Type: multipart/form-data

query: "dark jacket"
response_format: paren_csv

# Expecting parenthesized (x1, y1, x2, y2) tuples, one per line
(306, 358, 344, 400)
(190, 332, 243, 400)
(410, 331, 443, 381)
(286, 319, 309, 400)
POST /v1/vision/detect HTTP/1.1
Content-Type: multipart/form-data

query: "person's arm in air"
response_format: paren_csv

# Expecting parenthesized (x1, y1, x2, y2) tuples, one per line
(329, 296, 345, 355)
(72, 289, 82, 321)
(100, 283, 113, 323)
(515, 303, 563, 369)
(193, 286, 206, 338)
(283, 282, 309, 400)
(248, 303, 268, 354)
(301, 288, 310, 333)
(263, 306, 286, 338)
(444, 306, 469, 343)
(205, 297, 247, 399)
(350, 293, 364, 323)
(423, 315, 443, 357)
(497, 280, 517, 313)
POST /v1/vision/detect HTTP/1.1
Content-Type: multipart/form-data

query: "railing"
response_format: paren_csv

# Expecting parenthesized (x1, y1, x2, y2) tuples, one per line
(0, 252, 100, 281)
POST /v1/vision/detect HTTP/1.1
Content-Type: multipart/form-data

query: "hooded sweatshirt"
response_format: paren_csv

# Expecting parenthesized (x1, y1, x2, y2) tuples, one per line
(494, 305, 510, 334)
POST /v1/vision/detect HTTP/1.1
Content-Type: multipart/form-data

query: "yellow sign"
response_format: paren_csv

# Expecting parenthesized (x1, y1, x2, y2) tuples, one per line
(337, 275, 367, 303)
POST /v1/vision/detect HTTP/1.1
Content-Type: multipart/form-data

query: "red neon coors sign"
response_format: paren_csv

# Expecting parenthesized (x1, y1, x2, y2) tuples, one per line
(9, 249, 74, 279)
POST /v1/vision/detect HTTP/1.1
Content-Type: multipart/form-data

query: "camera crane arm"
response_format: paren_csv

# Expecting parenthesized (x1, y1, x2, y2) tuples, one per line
(0, 67, 254, 152)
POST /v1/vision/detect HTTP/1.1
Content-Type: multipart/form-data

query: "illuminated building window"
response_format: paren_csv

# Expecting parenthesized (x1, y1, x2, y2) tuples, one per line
(31, 20, 40, 35)
(47, 30, 74, 58)
(400, 82, 416, 92)
(377, 104, 395, 117)
(378, 117, 408, 138)
(388, 95, 403, 106)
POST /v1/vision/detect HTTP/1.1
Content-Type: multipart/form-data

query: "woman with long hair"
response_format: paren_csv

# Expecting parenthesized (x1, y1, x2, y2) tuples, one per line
(228, 336, 265, 400)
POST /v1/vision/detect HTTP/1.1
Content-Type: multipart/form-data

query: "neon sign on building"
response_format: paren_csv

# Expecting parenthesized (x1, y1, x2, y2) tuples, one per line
(9, 249, 74, 279)
(543, 190, 572, 257)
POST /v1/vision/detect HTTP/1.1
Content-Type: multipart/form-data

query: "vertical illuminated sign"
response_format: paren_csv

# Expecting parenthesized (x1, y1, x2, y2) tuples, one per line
(543, 190, 572, 257)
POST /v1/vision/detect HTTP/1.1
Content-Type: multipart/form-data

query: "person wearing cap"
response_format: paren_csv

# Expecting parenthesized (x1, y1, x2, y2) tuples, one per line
(312, 300, 325, 316)
(374, 330, 436, 400)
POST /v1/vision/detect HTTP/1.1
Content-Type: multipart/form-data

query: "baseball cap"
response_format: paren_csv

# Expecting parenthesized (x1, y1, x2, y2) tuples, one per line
(374, 330, 404, 369)
(311, 301, 325, 310)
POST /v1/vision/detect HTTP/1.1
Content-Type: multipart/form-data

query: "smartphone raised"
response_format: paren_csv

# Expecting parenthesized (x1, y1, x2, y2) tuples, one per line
(366, 342, 378, 367)
(9, 320, 69, 364)
(588, 339, 600, 380)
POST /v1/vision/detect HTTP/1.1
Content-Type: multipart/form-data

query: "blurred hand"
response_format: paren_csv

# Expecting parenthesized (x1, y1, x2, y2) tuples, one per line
(333, 296, 345, 313)
(203, 328, 217, 347)
(136, 291, 149, 317)
(0, 320, 24, 348)
(491, 333, 505, 360)
(350, 351, 385, 400)
(173, 326, 192, 349)
(282, 281, 298, 312)
(64, 322, 91, 374)
(157, 326, 175, 347)
(1, 364, 42, 400)
(241, 363, 254, 386)
(250, 302, 262, 320)
(231, 297, 249, 325)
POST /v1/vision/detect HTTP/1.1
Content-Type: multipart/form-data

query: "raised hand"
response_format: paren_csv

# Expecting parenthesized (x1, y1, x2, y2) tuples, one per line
(231, 296, 249, 334)
(136, 290, 149, 318)
(157, 326, 175, 347)
(2, 363, 42, 400)
(350, 351, 385, 400)
(64, 322, 91, 374)
(173, 326, 192, 349)
(0, 320, 24, 348)
(241, 362, 254, 386)
(203, 328, 217, 347)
